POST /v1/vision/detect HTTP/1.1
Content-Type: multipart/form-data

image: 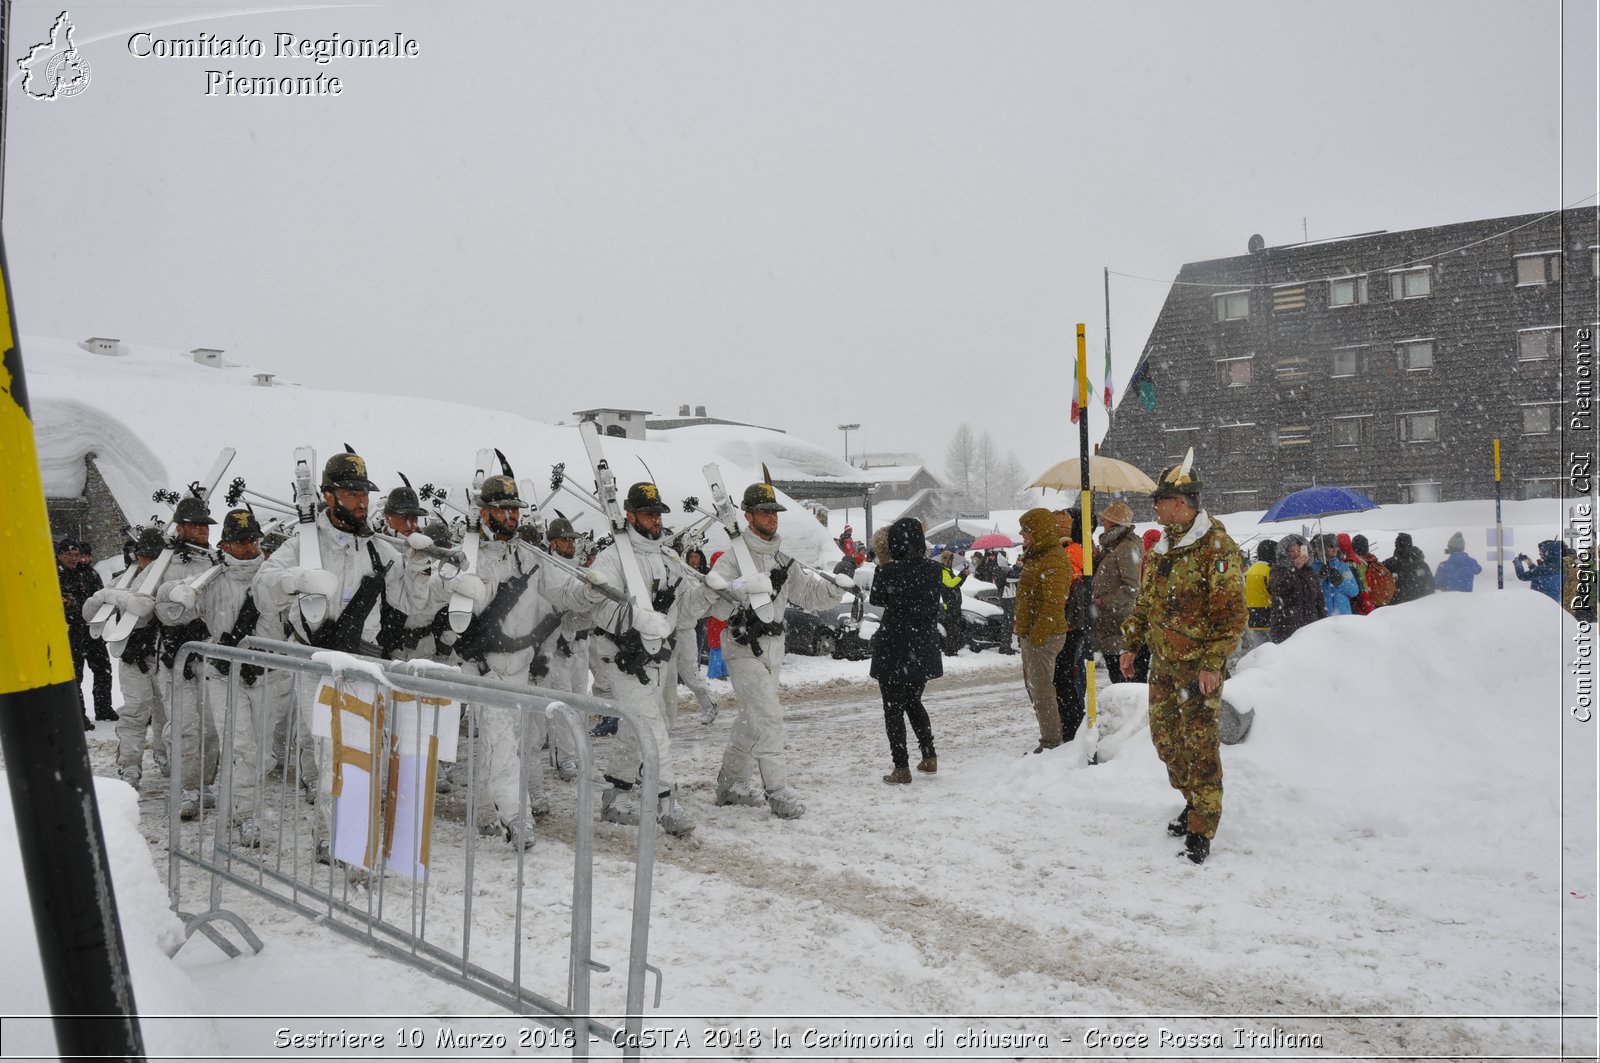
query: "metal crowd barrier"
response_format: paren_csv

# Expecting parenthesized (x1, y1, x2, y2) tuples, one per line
(165, 637, 668, 1058)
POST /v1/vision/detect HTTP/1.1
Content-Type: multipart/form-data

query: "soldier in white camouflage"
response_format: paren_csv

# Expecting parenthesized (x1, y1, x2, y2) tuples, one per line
(1118, 457, 1246, 865)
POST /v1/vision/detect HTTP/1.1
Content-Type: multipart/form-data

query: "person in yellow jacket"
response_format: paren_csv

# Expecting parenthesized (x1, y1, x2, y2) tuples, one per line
(1235, 538, 1275, 665)
(1013, 508, 1071, 753)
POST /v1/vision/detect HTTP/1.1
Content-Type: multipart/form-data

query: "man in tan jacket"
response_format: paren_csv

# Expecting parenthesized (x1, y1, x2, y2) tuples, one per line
(1013, 507, 1071, 753)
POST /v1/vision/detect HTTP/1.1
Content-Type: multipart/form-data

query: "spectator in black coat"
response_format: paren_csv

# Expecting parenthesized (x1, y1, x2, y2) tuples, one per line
(870, 517, 941, 785)
(1383, 532, 1435, 604)
(57, 538, 116, 725)
(1269, 533, 1326, 643)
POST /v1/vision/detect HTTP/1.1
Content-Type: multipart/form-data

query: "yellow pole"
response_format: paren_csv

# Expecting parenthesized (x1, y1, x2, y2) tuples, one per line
(1077, 324, 1096, 729)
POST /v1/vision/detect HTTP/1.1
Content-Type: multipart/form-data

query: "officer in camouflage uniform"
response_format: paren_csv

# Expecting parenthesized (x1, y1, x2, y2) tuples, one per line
(1118, 456, 1246, 865)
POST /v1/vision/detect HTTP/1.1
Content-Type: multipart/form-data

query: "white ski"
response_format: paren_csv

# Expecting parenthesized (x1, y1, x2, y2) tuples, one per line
(447, 448, 495, 633)
(702, 462, 776, 622)
(291, 447, 327, 628)
(577, 420, 662, 651)
(98, 447, 236, 644)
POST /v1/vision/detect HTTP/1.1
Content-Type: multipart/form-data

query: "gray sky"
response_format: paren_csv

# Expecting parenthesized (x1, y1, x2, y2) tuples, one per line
(7, 0, 1596, 482)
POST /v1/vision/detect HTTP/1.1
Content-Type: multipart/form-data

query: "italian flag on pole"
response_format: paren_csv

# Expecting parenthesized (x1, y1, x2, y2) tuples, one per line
(1103, 344, 1112, 413)
(1070, 357, 1081, 423)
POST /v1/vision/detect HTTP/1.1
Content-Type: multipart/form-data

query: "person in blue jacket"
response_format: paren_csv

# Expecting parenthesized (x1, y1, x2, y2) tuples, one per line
(1514, 540, 1565, 603)
(1311, 534, 1359, 615)
(1435, 532, 1482, 592)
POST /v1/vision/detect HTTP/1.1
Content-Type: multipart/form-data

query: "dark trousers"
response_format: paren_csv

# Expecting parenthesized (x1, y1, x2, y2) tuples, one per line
(70, 623, 115, 718)
(879, 678, 936, 770)
(1054, 630, 1089, 741)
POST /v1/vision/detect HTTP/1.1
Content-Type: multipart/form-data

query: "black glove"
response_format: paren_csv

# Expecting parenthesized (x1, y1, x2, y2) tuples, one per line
(770, 561, 792, 595)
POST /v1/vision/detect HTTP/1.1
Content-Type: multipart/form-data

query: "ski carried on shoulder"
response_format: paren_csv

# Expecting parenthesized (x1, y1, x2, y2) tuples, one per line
(702, 462, 776, 622)
(448, 448, 496, 633)
(290, 446, 327, 628)
(577, 420, 661, 651)
(97, 447, 237, 644)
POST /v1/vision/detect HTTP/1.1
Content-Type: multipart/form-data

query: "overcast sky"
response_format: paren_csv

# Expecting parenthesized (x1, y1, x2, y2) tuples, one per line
(7, 0, 1596, 483)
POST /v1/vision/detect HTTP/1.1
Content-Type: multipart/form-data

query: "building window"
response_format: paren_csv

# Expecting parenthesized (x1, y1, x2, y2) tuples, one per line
(1399, 411, 1439, 443)
(1522, 403, 1558, 435)
(1329, 275, 1369, 307)
(1514, 252, 1561, 286)
(1275, 424, 1312, 447)
(1218, 489, 1258, 511)
(1162, 427, 1200, 466)
(1217, 357, 1253, 387)
(1329, 345, 1367, 378)
(1214, 291, 1249, 321)
(1330, 416, 1370, 447)
(1518, 327, 1560, 361)
(1217, 424, 1255, 455)
(1524, 478, 1560, 500)
(1396, 339, 1435, 372)
(1389, 267, 1432, 300)
(1399, 481, 1442, 504)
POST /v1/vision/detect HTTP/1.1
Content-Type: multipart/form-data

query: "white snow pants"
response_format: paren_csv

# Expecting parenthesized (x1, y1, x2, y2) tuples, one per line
(475, 668, 534, 824)
(719, 641, 789, 794)
(662, 632, 714, 726)
(204, 670, 275, 822)
(161, 662, 218, 793)
(114, 659, 165, 776)
(593, 655, 673, 791)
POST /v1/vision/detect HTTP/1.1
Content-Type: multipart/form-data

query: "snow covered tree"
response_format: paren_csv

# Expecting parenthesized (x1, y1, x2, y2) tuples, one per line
(998, 451, 1028, 508)
(944, 424, 978, 514)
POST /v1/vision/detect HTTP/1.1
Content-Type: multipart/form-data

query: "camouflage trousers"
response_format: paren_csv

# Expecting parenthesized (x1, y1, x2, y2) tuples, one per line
(1147, 655, 1224, 839)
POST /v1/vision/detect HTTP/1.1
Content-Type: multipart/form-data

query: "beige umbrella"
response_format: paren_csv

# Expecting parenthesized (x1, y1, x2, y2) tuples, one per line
(1028, 455, 1157, 494)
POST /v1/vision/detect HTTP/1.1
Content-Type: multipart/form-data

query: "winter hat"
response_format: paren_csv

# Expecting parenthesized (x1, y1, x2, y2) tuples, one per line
(1277, 533, 1307, 561)
(1446, 531, 1466, 553)
(1101, 500, 1135, 527)
(1335, 532, 1359, 562)
(1351, 534, 1369, 555)
(1142, 528, 1162, 551)
(888, 517, 927, 563)
(1019, 508, 1058, 544)
(1255, 539, 1277, 565)
(1394, 532, 1414, 552)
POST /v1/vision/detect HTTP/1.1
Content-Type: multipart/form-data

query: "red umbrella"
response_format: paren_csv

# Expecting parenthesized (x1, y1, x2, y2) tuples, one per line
(968, 533, 1015, 550)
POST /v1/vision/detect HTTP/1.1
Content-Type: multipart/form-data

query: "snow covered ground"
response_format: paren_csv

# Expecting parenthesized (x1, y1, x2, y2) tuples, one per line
(4, 588, 1593, 1060)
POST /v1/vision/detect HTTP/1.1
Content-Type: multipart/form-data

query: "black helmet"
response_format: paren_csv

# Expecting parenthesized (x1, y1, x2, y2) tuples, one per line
(383, 484, 427, 516)
(546, 517, 577, 540)
(479, 474, 525, 509)
(133, 527, 167, 559)
(624, 482, 669, 514)
(321, 452, 379, 492)
(172, 496, 216, 525)
(740, 482, 787, 513)
(219, 508, 262, 543)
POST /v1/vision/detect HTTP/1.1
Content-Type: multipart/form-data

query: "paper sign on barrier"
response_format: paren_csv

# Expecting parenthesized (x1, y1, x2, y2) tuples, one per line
(312, 678, 460, 880)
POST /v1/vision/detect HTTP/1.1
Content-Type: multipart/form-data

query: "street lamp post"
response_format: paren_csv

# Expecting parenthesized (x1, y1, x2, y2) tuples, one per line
(837, 423, 860, 542)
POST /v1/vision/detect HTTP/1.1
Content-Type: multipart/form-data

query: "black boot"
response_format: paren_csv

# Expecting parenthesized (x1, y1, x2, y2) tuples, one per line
(1183, 832, 1210, 865)
(1167, 803, 1193, 837)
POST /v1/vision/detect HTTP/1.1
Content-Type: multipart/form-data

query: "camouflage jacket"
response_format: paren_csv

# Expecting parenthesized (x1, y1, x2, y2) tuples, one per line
(1121, 511, 1247, 673)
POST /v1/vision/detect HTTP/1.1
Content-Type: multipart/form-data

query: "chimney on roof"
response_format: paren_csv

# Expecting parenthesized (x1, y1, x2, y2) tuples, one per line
(191, 348, 223, 368)
(694, 405, 707, 418)
(679, 404, 691, 417)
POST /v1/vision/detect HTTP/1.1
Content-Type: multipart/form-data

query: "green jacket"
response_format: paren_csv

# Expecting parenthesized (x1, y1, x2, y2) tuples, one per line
(1121, 511, 1247, 673)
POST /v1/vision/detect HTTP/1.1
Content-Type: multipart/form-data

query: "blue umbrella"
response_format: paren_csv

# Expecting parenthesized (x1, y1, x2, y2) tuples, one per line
(1260, 486, 1378, 523)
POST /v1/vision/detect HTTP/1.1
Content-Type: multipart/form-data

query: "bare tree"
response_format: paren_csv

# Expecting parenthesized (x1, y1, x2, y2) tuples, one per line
(976, 432, 1001, 513)
(944, 424, 978, 514)
(998, 451, 1029, 508)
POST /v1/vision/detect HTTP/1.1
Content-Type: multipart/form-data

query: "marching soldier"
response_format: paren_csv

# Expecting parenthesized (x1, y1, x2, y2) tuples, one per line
(1118, 458, 1247, 865)
(705, 483, 853, 820)
(83, 528, 168, 785)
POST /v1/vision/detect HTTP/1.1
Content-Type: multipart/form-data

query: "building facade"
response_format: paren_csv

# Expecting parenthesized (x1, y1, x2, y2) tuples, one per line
(1100, 207, 1598, 509)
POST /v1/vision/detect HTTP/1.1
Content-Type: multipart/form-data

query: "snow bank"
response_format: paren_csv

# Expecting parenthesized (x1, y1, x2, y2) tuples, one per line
(0, 775, 224, 1057)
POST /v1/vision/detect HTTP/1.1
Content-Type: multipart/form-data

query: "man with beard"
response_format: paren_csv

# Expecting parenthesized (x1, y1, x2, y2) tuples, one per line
(546, 482, 707, 836)
(255, 451, 455, 860)
(705, 483, 853, 820)
(1118, 458, 1246, 865)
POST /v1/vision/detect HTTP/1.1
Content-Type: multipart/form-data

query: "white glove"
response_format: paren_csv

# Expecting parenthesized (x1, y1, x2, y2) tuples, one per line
(733, 573, 774, 598)
(165, 582, 198, 611)
(634, 609, 673, 641)
(406, 532, 435, 552)
(448, 572, 488, 607)
(703, 569, 730, 592)
(294, 568, 340, 599)
(580, 567, 612, 590)
(122, 592, 156, 619)
(829, 571, 856, 591)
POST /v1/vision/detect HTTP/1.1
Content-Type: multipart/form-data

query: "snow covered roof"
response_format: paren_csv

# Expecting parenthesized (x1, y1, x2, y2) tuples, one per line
(649, 423, 876, 485)
(25, 335, 838, 564)
(857, 463, 943, 486)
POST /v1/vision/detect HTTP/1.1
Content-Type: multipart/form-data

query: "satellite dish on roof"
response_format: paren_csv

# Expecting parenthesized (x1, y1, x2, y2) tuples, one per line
(1247, 233, 1265, 254)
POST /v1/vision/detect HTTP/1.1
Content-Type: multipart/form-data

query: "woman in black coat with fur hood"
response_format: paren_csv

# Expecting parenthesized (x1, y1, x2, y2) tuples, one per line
(870, 517, 942, 785)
